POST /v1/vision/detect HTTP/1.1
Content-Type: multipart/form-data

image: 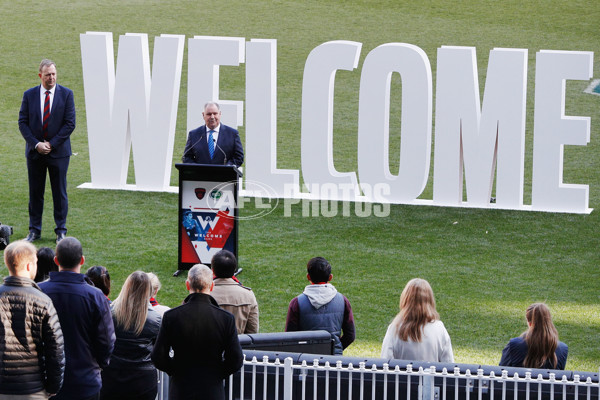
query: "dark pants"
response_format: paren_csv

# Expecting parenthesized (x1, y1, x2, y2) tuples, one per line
(26, 155, 70, 235)
(54, 392, 99, 400)
(100, 368, 158, 400)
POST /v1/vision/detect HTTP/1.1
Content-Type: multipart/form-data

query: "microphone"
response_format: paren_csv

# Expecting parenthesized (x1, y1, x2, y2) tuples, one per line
(181, 133, 205, 163)
(214, 139, 228, 165)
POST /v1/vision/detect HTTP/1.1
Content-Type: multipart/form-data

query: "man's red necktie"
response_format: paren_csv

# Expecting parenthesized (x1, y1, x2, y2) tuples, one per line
(43, 90, 50, 139)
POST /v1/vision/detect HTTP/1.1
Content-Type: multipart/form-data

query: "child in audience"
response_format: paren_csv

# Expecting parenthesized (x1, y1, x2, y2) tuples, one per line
(147, 272, 170, 316)
(499, 303, 568, 370)
(85, 265, 111, 303)
(381, 278, 454, 362)
(34, 246, 57, 282)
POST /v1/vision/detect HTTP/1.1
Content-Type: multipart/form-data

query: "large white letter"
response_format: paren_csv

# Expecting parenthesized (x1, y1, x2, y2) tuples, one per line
(301, 41, 362, 200)
(187, 36, 245, 132)
(244, 39, 299, 198)
(532, 50, 593, 213)
(80, 32, 116, 188)
(141, 34, 185, 189)
(357, 43, 432, 203)
(80, 32, 184, 191)
(433, 46, 528, 208)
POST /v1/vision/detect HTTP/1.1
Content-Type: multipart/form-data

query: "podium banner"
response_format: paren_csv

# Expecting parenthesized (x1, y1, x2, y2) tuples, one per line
(180, 179, 236, 265)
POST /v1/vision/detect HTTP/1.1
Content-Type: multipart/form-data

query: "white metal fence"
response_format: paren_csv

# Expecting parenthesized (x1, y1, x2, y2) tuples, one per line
(224, 354, 599, 400)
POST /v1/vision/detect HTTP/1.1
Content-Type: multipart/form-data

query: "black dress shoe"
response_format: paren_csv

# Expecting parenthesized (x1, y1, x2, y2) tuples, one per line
(56, 232, 66, 244)
(24, 232, 41, 242)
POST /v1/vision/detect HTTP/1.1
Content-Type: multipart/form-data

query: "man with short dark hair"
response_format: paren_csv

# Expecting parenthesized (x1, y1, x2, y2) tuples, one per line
(285, 257, 356, 355)
(152, 264, 243, 400)
(0, 241, 65, 399)
(39, 237, 115, 400)
(210, 250, 259, 334)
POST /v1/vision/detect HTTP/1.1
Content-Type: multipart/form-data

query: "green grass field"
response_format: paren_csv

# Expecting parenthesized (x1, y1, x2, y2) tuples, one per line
(0, 0, 598, 371)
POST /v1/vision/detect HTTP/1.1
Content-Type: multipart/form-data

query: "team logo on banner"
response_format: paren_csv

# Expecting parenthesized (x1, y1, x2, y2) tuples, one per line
(209, 189, 222, 200)
(195, 188, 206, 200)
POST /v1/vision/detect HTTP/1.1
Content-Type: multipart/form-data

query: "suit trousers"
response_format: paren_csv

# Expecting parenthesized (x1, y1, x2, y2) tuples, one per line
(26, 155, 69, 234)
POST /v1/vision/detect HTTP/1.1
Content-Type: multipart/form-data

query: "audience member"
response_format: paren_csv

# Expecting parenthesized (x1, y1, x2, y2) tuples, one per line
(500, 302, 568, 370)
(86, 265, 111, 302)
(210, 250, 259, 334)
(100, 271, 162, 400)
(285, 257, 355, 355)
(0, 241, 65, 399)
(152, 264, 243, 400)
(381, 278, 454, 362)
(147, 272, 170, 316)
(39, 237, 115, 400)
(34, 245, 57, 282)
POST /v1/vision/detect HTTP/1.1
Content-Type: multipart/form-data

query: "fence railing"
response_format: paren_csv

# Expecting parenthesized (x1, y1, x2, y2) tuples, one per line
(225, 353, 599, 400)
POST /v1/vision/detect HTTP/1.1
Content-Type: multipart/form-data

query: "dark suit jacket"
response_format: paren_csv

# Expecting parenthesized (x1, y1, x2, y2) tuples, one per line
(182, 124, 244, 167)
(18, 84, 76, 159)
(151, 293, 243, 400)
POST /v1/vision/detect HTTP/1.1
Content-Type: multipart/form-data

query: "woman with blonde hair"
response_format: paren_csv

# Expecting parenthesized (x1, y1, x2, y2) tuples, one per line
(500, 303, 568, 370)
(100, 271, 162, 400)
(381, 278, 454, 362)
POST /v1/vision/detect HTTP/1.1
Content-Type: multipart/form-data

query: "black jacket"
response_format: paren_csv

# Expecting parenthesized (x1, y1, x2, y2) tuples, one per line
(151, 292, 243, 400)
(106, 305, 162, 370)
(100, 305, 162, 398)
(0, 276, 65, 395)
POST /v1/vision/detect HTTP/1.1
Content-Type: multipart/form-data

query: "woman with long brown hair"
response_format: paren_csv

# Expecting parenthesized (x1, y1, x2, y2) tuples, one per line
(381, 278, 454, 362)
(500, 303, 568, 370)
(100, 271, 162, 400)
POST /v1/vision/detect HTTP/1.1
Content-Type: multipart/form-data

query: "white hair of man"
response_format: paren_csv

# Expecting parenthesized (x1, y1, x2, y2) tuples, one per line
(187, 264, 213, 293)
(203, 101, 220, 112)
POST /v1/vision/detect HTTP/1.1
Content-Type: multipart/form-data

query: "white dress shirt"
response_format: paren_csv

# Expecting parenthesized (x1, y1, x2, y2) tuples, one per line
(39, 85, 55, 118)
(207, 124, 220, 145)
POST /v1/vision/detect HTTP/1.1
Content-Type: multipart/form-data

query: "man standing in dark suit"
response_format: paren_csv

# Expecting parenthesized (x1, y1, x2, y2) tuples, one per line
(182, 102, 244, 167)
(152, 264, 243, 400)
(19, 59, 76, 244)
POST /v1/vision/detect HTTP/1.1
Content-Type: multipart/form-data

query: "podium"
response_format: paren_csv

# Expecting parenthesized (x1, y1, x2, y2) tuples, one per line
(175, 163, 241, 273)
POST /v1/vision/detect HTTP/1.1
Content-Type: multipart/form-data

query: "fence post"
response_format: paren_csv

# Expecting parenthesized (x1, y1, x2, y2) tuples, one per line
(283, 357, 294, 400)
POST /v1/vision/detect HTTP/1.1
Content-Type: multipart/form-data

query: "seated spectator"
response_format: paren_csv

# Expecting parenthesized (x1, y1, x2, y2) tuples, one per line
(100, 271, 162, 400)
(34, 246, 57, 282)
(285, 257, 355, 355)
(210, 250, 259, 334)
(147, 272, 170, 316)
(85, 265, 111, 303)
(381, 278, 454, 362)
(500, 303, 568, 370)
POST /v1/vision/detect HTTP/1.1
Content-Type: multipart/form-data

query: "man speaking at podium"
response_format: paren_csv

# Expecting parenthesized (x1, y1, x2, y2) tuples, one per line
(182, 102, 244, 167)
